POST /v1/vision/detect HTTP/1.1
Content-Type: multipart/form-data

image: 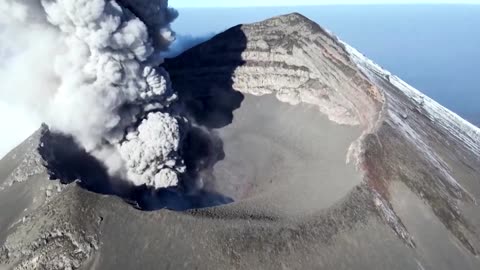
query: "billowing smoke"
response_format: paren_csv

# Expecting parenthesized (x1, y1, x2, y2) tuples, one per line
(0, 0, 187, 189)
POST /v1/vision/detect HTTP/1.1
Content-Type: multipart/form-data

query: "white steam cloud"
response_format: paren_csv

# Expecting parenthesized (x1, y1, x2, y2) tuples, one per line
(0, 0, 185, 189)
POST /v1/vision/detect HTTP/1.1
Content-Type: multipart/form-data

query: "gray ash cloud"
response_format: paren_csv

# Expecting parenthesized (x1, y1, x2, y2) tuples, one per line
(0, 0, 187, 189)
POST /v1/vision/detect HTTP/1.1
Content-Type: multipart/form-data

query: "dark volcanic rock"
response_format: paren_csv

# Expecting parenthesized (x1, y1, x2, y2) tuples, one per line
(1, 13, 480, 270)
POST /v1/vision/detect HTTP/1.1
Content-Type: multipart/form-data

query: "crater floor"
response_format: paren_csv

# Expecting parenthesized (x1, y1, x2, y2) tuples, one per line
(212, 94, 362, 217)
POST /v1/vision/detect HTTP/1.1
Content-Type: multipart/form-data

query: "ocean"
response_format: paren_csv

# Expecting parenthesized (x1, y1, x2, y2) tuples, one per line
(172, 5, 480, 126)
(0, 5, 478, 158)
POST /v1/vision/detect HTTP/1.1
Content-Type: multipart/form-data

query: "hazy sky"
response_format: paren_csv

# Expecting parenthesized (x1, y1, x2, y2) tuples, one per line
(171, 0, 480, 8)
(0, 101, 39, 157)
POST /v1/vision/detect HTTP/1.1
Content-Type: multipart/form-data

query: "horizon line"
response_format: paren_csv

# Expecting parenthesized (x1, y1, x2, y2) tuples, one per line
(174, 3, 480, 9)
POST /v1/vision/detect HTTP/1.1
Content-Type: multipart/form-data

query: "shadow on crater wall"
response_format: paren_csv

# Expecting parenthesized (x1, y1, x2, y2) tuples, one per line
(39, 26, 247, 211)
(164, 25, 247, 129)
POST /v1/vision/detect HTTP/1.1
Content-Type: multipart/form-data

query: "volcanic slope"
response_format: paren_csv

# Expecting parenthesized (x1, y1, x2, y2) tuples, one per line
(1, 13, 480, 270)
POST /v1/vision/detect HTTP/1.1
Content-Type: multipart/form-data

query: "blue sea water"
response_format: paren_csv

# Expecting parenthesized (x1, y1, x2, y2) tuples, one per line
(172, 5, 480, 126)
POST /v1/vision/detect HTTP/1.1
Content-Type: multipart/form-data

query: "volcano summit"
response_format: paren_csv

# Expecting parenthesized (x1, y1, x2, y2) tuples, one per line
(1, 11, 480, 270)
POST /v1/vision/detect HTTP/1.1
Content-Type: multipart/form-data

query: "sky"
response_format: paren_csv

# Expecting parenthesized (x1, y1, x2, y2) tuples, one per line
(0, 101, 40, 157)
(171, 0, 480, 8)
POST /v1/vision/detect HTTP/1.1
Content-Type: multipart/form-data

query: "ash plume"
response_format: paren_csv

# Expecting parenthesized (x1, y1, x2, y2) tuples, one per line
(0, 0, 186, 189)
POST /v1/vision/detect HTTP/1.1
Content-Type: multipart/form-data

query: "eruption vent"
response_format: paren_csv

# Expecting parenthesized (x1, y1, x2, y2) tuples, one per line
(0, 0, 185, 188)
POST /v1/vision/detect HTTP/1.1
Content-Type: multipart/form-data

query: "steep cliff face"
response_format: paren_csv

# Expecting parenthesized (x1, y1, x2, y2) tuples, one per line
(165, 13, 382, 127)
(1, 13, 480, 270)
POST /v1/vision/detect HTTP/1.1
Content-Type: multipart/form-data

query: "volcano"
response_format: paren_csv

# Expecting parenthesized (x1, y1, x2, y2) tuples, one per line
(1, 13, 480, 270)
